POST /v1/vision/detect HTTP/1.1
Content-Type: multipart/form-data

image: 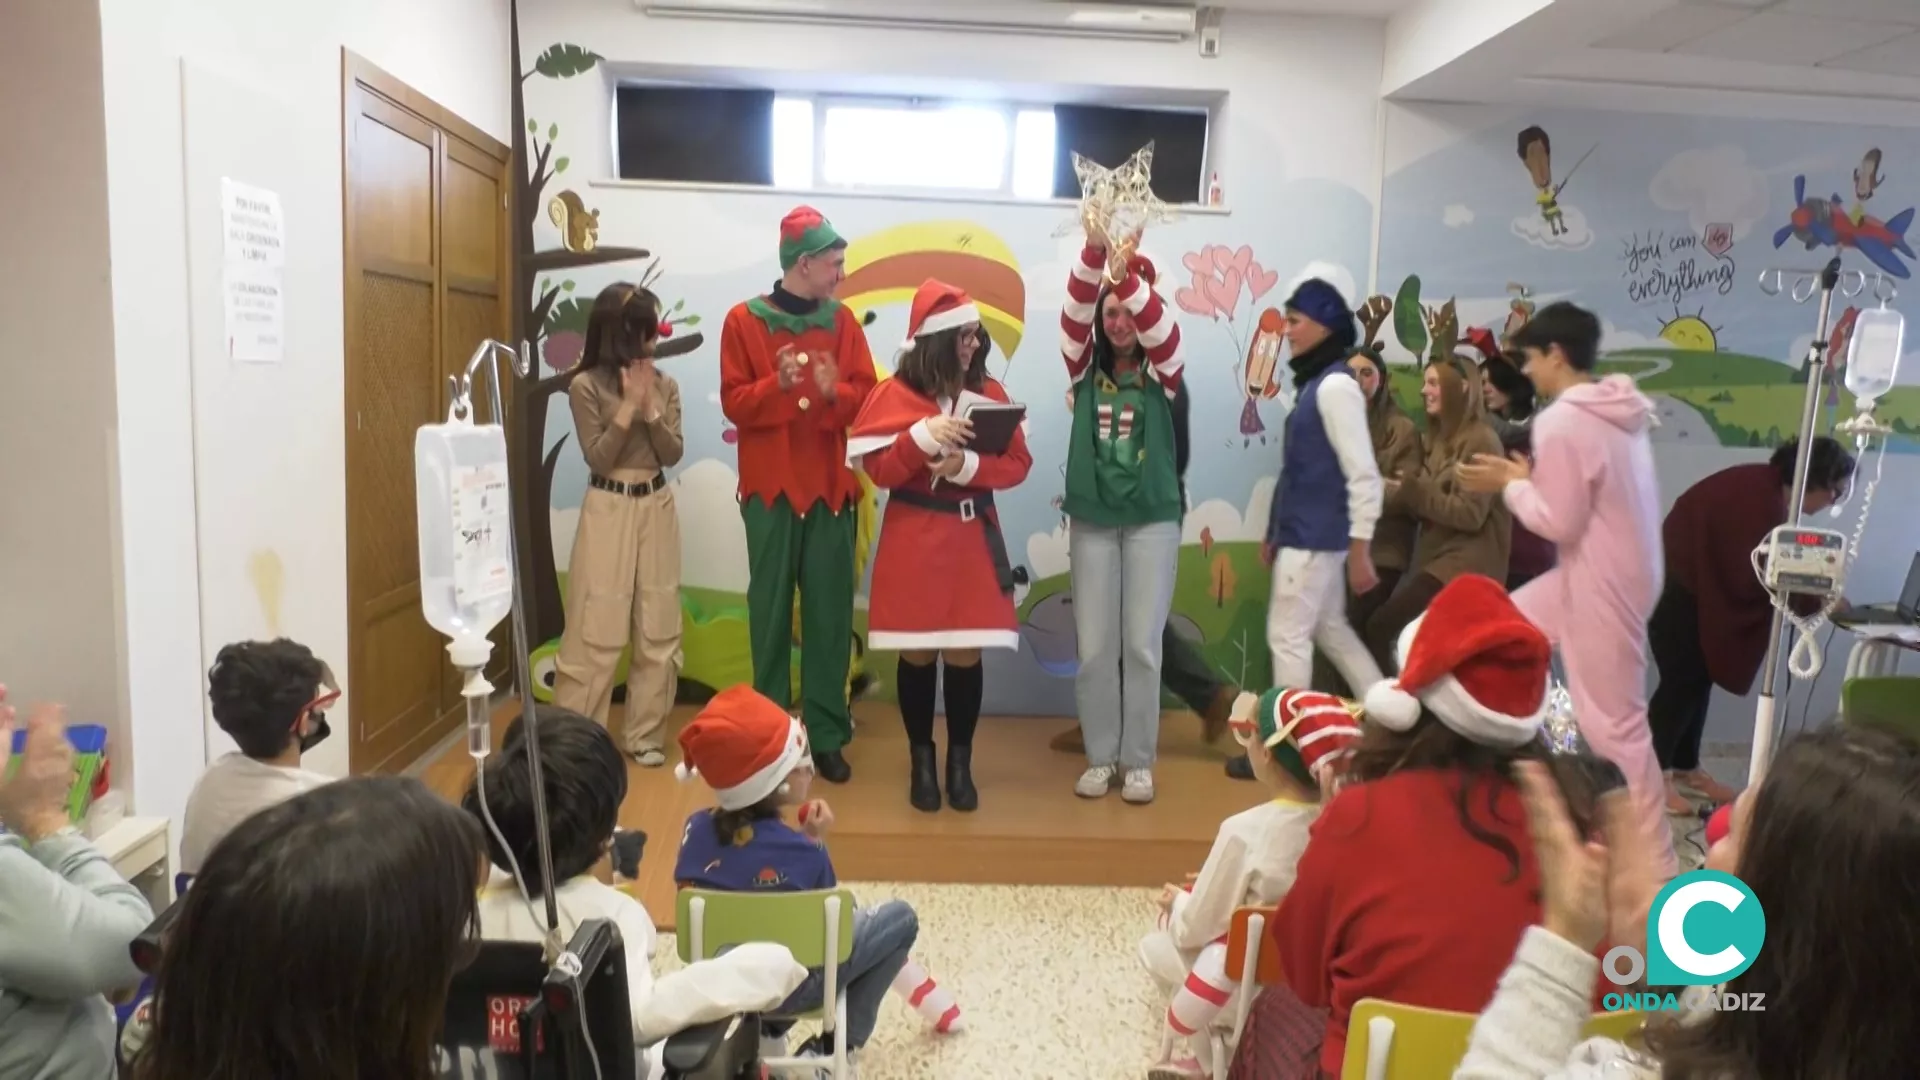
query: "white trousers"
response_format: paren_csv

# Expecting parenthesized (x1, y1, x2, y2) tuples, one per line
(1266, 548, 1382, 694)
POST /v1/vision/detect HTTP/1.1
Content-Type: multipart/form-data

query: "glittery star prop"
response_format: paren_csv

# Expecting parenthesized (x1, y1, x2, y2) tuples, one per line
(1055, 142, 1175, 282)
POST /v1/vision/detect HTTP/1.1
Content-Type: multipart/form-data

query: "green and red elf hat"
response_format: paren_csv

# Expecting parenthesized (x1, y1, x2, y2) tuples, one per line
(1228, 687, 1364, 789)
(778, 205, 847, 271)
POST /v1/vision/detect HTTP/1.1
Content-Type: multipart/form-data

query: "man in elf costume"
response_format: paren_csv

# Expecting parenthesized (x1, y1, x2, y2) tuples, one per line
(718, 207, 878, 782)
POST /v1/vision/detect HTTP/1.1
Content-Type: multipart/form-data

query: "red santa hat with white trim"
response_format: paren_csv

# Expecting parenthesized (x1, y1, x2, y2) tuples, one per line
(895, 279, 980, 360)
(675, 685, 810, 810)
(1362, 574, 1552, 748)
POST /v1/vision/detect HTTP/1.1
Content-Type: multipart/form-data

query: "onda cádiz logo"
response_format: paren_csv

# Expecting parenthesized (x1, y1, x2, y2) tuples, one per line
(1601, 870, 1768, 1013)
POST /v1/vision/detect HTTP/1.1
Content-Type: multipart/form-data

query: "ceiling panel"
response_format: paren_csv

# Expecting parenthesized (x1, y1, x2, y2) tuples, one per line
(1779, 0, 1920, 25)
(1596, 5, 1755, 52)
(1672, 10, 1904, 64)
(1822, 30, 1920, 76)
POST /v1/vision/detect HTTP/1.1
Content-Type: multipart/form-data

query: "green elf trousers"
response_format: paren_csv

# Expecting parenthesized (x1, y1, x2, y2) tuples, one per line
(741, 494, 856, 752)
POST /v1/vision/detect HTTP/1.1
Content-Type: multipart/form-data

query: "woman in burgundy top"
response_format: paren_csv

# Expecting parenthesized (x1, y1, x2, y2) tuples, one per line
(1648, 437, 1854, 810)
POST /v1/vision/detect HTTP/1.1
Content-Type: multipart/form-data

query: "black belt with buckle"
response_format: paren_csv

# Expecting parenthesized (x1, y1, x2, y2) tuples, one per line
(886, 487, 1015, 594)
(590, 473, 666, 497)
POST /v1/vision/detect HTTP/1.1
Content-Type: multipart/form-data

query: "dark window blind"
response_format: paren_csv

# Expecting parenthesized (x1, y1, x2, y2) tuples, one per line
(615, 85, 775, 185)
(1050, 103, 1208, 204)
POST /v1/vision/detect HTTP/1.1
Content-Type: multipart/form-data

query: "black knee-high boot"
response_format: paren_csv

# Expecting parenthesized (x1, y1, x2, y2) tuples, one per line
(896, 657, 941, 812)
(942, 661, 983, 812)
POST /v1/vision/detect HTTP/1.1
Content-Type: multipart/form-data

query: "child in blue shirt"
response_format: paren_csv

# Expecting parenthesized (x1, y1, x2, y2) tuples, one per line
(673, 686, 921, 1065)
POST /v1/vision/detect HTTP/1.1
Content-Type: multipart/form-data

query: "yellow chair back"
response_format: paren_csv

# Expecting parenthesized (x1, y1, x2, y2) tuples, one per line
(1339, 998, 1645, 1079)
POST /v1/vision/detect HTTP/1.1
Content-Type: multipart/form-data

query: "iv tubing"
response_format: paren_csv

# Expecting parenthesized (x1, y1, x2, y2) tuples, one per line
(451, 339, 560, 937)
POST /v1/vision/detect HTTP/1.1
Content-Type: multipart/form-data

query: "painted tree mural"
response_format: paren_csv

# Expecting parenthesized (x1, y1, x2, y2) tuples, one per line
(509, 1, 704, 647)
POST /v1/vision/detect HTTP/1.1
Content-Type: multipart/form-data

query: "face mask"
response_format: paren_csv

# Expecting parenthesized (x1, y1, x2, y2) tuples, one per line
(299, 712, 331, 753)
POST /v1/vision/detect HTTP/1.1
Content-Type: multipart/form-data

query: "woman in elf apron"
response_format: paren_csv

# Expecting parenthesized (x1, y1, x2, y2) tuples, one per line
(1058, 229, 1188, 805)
(551, 283, 685, 767)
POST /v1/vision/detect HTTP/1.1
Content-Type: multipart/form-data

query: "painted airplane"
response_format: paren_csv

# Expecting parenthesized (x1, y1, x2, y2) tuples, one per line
(1772, 174, 1916, 279)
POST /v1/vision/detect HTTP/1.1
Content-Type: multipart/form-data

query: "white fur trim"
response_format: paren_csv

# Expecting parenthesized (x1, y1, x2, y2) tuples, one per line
(1363, 681, 1423, 730)
(908, 418, 943, 456)
(1371, 613, 1548, 747)
(911, 302, 980, 341)
(1419, 671, 1547, 748)
(867, 629, 1019, 651)
(846, 432, 901, 464)
(710, 718, 808, 811)
(951, 450, 981, 486)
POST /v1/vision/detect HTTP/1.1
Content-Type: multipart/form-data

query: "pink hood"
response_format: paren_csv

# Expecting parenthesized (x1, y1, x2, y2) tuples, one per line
(1553, 374, 1654, 434)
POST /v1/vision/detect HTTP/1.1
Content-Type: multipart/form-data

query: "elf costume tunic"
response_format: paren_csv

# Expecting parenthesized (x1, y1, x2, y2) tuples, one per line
(847, 366, 1032, 652)
(717, 207, 877, 755)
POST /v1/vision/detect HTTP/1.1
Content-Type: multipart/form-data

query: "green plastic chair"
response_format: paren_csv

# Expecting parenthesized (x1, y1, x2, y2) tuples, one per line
(675, 888, 858, 1077)
(1341, 998, 1645, 1079)
(1842, 676, 1920, 743)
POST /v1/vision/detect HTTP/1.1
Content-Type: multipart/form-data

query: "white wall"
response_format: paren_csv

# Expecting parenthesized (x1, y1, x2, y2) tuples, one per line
(95, 0, 512, 832)
(528, 0, 1387, 215)
(0, 1, 130, 778)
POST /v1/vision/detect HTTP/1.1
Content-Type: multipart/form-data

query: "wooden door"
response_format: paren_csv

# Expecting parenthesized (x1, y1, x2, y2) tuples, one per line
(343, 53, 511, 774)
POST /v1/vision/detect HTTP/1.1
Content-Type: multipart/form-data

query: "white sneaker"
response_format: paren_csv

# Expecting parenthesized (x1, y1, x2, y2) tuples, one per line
(1075, 764, 1119, 798)
(1122, 768, 1156, 804)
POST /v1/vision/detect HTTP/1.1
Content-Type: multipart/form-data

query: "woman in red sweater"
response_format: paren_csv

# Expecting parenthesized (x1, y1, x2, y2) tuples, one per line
(1259, 575, 1590, 1079)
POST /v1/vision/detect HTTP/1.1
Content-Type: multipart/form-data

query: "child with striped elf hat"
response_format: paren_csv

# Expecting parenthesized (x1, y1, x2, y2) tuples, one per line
(1140, 687, 1363, 1078)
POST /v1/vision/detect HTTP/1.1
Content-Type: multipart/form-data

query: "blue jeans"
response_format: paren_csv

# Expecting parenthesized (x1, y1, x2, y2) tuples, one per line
(1068, 519, 1181, 769)
(777, 900, 918, 1049)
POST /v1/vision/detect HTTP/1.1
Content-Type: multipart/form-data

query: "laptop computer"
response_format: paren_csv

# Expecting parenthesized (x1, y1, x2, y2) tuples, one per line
(1838, 552, 1920, 627)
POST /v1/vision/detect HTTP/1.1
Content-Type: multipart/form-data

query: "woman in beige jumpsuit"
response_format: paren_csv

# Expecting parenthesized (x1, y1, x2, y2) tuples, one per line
(553, 283, 685, 766)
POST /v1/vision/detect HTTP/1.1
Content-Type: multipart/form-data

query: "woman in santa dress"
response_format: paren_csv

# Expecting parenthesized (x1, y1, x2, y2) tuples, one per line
(846, 280, 1033, 814)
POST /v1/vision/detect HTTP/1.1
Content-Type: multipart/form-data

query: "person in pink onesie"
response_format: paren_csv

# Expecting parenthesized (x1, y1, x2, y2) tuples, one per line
(1459, 301, 1678, 880)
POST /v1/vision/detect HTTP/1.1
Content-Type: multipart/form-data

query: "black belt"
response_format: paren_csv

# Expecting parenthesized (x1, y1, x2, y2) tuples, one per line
(590, 473, 666, 497)
(887, 488, 1015, 594)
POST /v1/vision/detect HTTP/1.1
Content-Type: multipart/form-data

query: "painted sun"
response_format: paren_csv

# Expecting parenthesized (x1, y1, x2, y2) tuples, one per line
(1659, 308, 1722, 352)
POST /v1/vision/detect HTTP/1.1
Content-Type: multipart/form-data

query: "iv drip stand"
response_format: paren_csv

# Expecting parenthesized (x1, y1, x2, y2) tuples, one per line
(450, 338, 560, 935)
(1748, 257, 1865, 786)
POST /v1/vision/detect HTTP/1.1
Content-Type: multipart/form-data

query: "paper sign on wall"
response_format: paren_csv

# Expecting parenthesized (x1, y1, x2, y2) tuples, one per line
(220, 178, 286, 363)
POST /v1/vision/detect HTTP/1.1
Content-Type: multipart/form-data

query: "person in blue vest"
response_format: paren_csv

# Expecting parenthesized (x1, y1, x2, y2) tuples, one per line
(1261, 279, 1386, 700)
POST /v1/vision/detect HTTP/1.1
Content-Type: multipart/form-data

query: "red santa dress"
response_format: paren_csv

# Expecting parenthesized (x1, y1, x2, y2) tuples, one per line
(845, 282, 1033, 652)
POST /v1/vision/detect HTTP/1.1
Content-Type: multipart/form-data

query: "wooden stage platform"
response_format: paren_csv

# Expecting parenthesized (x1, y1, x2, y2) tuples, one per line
(421, 701, 1261, 929)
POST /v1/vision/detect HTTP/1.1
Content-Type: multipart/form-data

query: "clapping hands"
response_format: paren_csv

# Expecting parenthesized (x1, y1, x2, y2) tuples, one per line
(0, 687, 77, 843)
(775, 346, 803, 391)
(1515, 760, 1663, 955)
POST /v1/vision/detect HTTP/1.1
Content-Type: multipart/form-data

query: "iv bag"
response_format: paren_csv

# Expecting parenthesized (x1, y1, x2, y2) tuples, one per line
(415, 417, 514, 668)
(1846, 306, 1905, 404)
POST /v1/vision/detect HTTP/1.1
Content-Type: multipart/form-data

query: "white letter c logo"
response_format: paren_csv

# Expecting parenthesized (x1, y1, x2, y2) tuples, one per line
(1658, 879, 1748, 979)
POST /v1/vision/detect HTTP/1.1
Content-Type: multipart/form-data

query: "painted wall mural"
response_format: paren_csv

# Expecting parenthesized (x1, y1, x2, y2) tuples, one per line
(1381, 107, 1920, 453)
(512, 32, 1377, 714)
(1384, 103, 1920, 744)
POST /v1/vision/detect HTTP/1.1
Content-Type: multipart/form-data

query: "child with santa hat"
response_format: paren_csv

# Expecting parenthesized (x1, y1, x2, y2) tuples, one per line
(1257, 575, 1605, 1080)
(1141, 687, 1361, 1078)
(672, 686, 952, 1066)
(845, 279, 1032, 815)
